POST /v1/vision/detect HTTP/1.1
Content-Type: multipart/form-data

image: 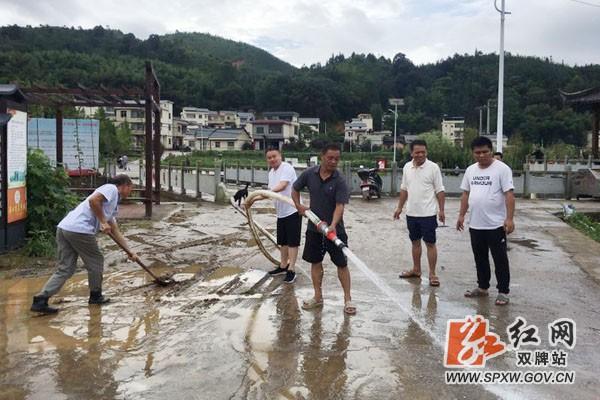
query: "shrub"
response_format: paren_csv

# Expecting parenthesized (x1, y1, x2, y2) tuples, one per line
(24, 149, 78, 256)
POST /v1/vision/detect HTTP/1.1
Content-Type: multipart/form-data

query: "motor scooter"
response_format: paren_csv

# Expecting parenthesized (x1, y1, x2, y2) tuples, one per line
(357, 165, 383, 200)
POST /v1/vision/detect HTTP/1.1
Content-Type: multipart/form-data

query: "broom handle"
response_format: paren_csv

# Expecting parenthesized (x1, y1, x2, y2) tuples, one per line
(107, 231, 162, 280)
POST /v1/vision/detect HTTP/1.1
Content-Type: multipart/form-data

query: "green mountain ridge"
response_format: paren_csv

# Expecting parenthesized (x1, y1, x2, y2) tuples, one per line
(1, 25, 600, 147)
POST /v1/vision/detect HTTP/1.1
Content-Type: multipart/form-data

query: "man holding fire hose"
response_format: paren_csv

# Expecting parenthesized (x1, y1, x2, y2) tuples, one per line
(292, 143, 356, 315)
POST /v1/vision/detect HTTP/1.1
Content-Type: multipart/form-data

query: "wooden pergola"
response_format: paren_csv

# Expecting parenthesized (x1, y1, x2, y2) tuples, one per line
(20, 61, 162, 217)
(560, 87, 600, 159)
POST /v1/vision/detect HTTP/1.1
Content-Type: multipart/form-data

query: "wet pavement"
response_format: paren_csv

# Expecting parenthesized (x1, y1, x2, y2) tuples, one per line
(1, 198, 600, 399)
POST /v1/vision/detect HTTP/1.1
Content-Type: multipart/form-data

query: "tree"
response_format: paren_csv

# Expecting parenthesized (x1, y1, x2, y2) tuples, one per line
(96, 108, 131, 157)
(370, 104, 383, 131)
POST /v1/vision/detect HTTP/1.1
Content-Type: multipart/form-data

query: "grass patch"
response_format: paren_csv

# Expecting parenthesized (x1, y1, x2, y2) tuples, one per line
(567, 212, 600, 243)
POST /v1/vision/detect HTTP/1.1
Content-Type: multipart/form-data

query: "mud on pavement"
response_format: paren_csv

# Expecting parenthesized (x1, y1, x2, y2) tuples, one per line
(1, 198, 600, 399)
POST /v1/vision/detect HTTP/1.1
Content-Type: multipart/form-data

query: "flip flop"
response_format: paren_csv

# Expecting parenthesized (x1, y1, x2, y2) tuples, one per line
(399, 270, 421, 279)
(464, 287, 489, 298)
(495, 293, 510, 306)
(301, 298, 323, 310)
(344, 301, 357, 315)
(429, 276, 440, 287)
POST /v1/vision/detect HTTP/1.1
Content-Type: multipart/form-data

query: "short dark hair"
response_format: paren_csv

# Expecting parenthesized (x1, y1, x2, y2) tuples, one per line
(471, 136, 493, 150)
(265, 146, 280, 154)
(410, 139, 427, 151)
(321, 143, 341, 154)
(108, 174, 132, 186)
(493, 151, 503, 159)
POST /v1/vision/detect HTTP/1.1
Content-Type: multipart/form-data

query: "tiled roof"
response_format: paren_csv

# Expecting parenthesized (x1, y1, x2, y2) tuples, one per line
(251, 120, 292, 125)
(560, 87, 600, 106)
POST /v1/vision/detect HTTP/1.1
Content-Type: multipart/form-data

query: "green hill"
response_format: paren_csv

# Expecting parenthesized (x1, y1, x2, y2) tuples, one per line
(0, 25, 294, 110)
(2, 25, 600, 146)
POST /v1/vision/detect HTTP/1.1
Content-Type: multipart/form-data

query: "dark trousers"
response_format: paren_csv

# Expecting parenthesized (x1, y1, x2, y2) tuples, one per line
(469, 227, 510, 294)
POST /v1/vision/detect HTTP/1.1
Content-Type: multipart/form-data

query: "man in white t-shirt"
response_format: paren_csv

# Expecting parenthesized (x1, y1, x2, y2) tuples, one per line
(31, 175, 139, 314)
(393, 139, 445, 286)
(265, 147, 301, 284)
(457, 137, 515, 306)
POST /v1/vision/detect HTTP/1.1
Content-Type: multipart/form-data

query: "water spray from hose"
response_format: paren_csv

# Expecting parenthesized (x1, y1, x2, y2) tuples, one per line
(235, 189, 445, 349)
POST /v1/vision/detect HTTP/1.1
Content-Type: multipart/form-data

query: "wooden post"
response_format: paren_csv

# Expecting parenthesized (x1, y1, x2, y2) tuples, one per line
(250, 161, 255, 186)
(144, 64, 154, 218)
(56, 108, 63, 167)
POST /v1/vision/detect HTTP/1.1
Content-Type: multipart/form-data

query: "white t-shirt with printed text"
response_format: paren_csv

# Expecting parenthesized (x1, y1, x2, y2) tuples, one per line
(58, 184, 120, 234)
(268, 162, 298, 218)
(460, 160, 514, 229)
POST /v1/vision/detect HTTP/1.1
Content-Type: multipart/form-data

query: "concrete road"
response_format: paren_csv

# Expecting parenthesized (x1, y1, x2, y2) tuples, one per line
(1, 198, 599, 399)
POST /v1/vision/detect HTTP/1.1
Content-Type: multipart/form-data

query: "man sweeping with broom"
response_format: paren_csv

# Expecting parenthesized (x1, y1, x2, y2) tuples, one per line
(31, 174, 139, 314)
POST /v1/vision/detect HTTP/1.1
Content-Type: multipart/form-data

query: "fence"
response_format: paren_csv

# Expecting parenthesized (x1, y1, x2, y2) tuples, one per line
(136, 160, 600, 201)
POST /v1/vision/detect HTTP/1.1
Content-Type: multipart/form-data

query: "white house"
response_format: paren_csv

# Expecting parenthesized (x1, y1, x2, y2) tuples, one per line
(441, 117, 465, 147)
(185, 127, 251, 151)
(112, 100, 175, 150)
(357, 113, 373, 131)
(251, 120, 299, 150)
(299, 117, 320, 134)
(344, 118, 369, 144)
(180, 107, 211, 127)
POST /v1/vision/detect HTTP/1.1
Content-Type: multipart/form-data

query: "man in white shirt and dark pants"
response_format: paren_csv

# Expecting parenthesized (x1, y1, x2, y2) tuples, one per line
(394, 140, 445, 286)
(457, 136, 515, 306)
(31, 175, 139, 314)
(265, 147, 301, 284)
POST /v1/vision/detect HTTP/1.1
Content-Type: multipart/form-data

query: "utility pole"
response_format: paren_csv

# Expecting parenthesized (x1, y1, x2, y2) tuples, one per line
(388, 98, 404, 164)
(495, 0, 510, 152)
(487, 99, 492, 135)
(476, 106, 485, 135)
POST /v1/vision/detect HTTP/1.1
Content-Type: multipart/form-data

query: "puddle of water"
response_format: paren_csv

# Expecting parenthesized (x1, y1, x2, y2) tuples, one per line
(509, 237, 547, 251)
(206, 266, 243, 281)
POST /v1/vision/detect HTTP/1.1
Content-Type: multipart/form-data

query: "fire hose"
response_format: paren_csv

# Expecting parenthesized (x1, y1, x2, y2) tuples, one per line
(232, 190, 347, 265)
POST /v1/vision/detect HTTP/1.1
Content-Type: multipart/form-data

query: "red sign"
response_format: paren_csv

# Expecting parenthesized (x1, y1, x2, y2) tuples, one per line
(7, 187, 27, 223)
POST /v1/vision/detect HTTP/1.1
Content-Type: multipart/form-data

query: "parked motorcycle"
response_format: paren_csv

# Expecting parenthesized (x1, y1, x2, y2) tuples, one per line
(357, 165, 383, 200)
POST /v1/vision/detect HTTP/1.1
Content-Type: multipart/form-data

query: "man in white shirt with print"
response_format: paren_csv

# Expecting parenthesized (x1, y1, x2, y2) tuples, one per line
(457, 136, 515, 306)
(266, 147, 301, 284)
(393, 139, 445, 286)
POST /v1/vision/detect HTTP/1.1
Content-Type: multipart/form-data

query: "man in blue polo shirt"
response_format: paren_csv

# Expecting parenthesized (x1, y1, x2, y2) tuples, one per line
(292, 143, 356, 315)
(31, 174, 139, 314)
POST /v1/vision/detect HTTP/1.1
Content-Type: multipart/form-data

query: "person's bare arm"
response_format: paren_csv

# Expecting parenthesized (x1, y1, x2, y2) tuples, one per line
(456, 191, 469, 231)
(437, 191, 446, 224)
(504, 190, 515, 234)
(292, 189, 308, 216)
(108, 221, 139, 262)
(89, 192, 110, 234)
(393, 190, 408, 220)
(331, 203, 345, 231)
(270, 180, 289, 193)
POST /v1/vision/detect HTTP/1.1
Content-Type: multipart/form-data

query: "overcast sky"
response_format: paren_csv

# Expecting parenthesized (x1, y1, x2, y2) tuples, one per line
(2, 0, 600, 67)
